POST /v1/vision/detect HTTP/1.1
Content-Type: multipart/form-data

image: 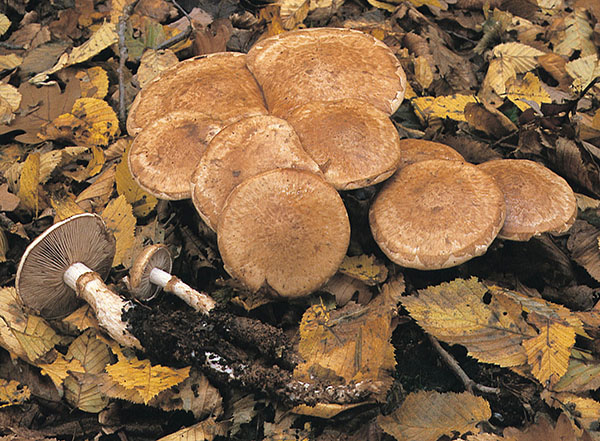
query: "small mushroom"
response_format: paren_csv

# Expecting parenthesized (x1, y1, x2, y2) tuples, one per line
(128, 244, 216, 314)
(369, 159, 506, 270)
(15, 213, 140, 348)
(190, 114, 321, 231)
(246, 27, 406, 118)
(284, 99, 403, 190)
(218, 168, 350, 297)
(396, 139, 464, 170)
(477, 159, 577, 241)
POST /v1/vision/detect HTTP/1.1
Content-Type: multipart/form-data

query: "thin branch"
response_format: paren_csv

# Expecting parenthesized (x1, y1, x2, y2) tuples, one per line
(428, 334, 500, 395)
(154, 0, 193, 52)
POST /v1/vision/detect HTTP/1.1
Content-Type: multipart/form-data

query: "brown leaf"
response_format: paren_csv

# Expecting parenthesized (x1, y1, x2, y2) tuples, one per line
(567, 220, 600, 282)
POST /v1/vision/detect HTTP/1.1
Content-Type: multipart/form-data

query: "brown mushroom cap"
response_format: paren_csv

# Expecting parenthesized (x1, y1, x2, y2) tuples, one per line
(190, 115, 321, 230)
(246, 28, 406, 118)
(129, 244, 172, 301)
(15, 213, 115, 318)
(128, 111, 218, 200)
(218, 168, 350, 297)
(396, 139, 464, 170)
(369, 159, 506, 270)
(126, 52, 268, 136)
(285, 99, 402, 190)
(477, 159, 577, 241)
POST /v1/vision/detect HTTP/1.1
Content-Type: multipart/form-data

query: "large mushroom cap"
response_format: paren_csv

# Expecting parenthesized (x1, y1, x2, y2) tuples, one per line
(369, 160, 506, 270)
(246, 28, 406, 118)
(128, 111, 218, 200)
(218, 168, 350, 297)
(477, 159, 577, 241)
(129, 244, 172, 301)
(126, 52, 268, 136)
(16, 213, 116, 319)
(285, 99, 402, 190)
(396, 139, 464, 170)
(190, 115, 320, 231)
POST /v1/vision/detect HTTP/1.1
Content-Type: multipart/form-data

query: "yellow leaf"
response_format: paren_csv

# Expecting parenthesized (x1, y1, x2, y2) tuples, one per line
(259, 5, 286, 39)
(522, 313, 575, 387)
(31, 21, 118, 84)
(483, 58, 517, 96)
(101, 194, 136, 268)
(38, 351, 84, 391)
(137, 49, 179, 89)
(0, 14, 10, 36)
(64, 371, 109, 413)
(338, 255, 388, 285)
(157, 417, 229, 441)
(0, 54, 22, 71)
(76, 163, 116, 206)
(553, 348, 600, 392)
(0, 229, 7, 262)
(592, 109, 600, 130)
(77, 66, 109, 99)
(377, 391, 491, 441)
(12, 315, 61, 363)
(505, 72, 552, 111)
(366, 0, 397, 12)
(62, 305, 100, 333)
(115, 148, 158, 218)
(543, 391, 600, 431)
(39, 146, 90, 184)
(278, 0, 310, 30)
(0, 379, 30, 408)
(0, 286, 30, 361)
(17, 152, 40, 214)
(50, 193, 86, 222)
(492, 42, 545, 74)
(110, 0, 136, 24)
(105, 354, 190, 404)
(401, 278, 536, 367)
(566, 54, 600, 92)
(414, 56, 433, 90)
(411, 94, 478, 123)
(66, 329, 111, 374)
(554, 8, 596, 58)
(0, 84, 22, 124)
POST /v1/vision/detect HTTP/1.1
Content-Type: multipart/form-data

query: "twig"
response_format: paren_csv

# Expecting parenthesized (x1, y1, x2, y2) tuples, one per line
(154, 0, 193, 52)
(117, 1, 139, 129)
(428, 334, 500, 395)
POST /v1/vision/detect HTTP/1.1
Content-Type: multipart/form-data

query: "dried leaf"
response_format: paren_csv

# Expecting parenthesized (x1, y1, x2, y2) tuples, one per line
(17, 152, 40, 214)
(278, 0, 310, 30)
(0, 84, 22, 124)
(64, 371, 108, 413)
(412, 94, 478, 123)
(567, 220, 600, 282)
(66, 330, 111, 374)
(76, 66, 109, 99)
(503, 412, 583, 441)
(505, 72, 552, 111)
(115, 150, 158, 218)
(137, 49, 179, 89)
(492, 42, 545, 73)
(542, 391, 600, 431)
(553, 349, 600, 392)
(338, 255, 388, 285)
(101, 194, 136, 268)
(62, 305, 100, 333)
(554, 9, 596, 58)
(483, 58, 517, 96)
(37, 352, 84, 391)
(377, 391, 491, 441)
(321, 273, 373, 306)
(105, 354, 190, 404)
(0, 183, 20, 212)
(12, 315, 61, 363)
(0, 287, 30, 361)
(50, 193, 86, 222)
(565, 55, 600, 92)
(157, 417, 228, 441)
(0, 14, 10, 36)
(0, 379, 30, 408)
(76, 163, 116, 206)
(31, 21, 118, 84)
(401, 278, 536, 367)
(0, 229, 7, 263)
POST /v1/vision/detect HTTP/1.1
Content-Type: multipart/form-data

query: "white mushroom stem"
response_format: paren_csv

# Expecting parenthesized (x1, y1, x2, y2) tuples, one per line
(149, 267, 216, 314)
(64, 263, 142, 349)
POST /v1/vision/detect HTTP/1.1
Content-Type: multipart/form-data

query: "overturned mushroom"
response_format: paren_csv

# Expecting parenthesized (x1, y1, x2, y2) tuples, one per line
(16, 213, 140, 348)
(128, 244, 216, 314)
(369, 160, 506, 270)
(246, 27, 406, 118)
(218, 168, 350, 297)
(477, 159, 577, 241)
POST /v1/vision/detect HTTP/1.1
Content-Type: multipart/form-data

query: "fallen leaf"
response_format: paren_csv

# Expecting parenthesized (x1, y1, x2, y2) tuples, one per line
(0, 13, 10, 36)
(61, 305, 100, 334)
(157, 417, 228, 441)
(76, 66, 109, 99)
(567, 220, 600, 282)
(101, 194, 136, 268)
(553, 348, 600, 393)
(17, 152, 40, 215)
(542, 391, 600, 432)
(0, 379, 30, 408)
(565, 54, 600, 92)
(137, 49, 179, 89)
(115, 148, 158, 218)
(492, 42, 545, 74)
(64, 371, 109, 413)
(0, 183, 21, 212)
(503, 412, 585, 441)
(554, 8, 596, 58)
(50, 193, 86, 222)
(505, 72, 552, 111)
(66, 329, 111, 374)
(377, 391, 491, 441)
(12, 315, 61, 363)
(37, 351, 84, 392)
(338, 255, 388, 285)
(412, 94, 478, 123)
(0, 84, 22, 124)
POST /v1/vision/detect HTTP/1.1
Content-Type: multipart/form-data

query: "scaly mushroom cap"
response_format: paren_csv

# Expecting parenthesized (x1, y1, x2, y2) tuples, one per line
(16, 213, 115, 319)
(369, 160, 506, 270)
(191, 115, 321, 231)
(396, 139, 464, 170)
(129, 244, 173, 301)
(246, 28, 406, 118)
(218, 168, 350, 297)
(285, 99, 402, 190)
(126, 52, 268, 136)
(128, 111, 218, 200)
(477, 159, 577, 241)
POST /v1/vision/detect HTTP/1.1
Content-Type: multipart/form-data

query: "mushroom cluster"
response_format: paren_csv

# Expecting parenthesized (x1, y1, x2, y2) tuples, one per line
(123, 26, 577, 296)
